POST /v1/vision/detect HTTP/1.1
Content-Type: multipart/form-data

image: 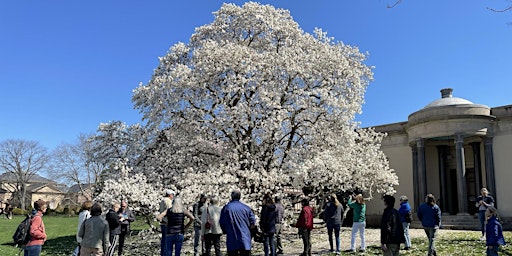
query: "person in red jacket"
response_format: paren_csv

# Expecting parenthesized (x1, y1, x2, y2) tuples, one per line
(25, 199, 47, 256)
(294, 198, 313, 256)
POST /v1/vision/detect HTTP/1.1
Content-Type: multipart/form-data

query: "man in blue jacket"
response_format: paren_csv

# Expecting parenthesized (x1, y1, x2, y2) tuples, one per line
(219, 190, 256, 256)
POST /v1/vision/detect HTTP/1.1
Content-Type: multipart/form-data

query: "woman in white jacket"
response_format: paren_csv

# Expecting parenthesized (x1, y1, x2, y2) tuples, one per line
(201, 196, 223, 256)
(75, 200, 93, 255)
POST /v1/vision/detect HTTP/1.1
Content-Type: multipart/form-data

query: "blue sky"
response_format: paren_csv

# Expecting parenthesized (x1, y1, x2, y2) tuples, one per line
(1, 1, 511, 150)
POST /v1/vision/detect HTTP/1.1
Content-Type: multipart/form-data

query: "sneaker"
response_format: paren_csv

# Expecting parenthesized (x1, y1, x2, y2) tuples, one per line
(480, 236, 486, 241)
(404, 247, 410, 250)
(276, 251, 284, 255)
(336, 252, 341, 255)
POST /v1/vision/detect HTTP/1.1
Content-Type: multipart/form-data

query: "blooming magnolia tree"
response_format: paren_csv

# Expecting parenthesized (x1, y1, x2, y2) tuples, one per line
(96, 2, 398, 214)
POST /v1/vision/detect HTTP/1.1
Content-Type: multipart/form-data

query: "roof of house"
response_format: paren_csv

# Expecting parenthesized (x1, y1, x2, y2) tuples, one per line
(0, 172, 55, 184)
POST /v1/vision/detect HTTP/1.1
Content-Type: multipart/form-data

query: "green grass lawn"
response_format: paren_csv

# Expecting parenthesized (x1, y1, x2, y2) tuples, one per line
(2, 215, 512, 255)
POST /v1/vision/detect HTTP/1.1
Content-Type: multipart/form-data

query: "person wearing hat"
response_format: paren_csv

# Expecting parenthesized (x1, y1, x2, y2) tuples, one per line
(193, 193, 208, 256)
(159, 189, 175, 256)
(25, 199, 47, 256)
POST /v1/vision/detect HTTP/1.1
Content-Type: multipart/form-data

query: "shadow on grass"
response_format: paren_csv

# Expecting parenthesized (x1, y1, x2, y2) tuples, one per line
(43, 235, 76, 256)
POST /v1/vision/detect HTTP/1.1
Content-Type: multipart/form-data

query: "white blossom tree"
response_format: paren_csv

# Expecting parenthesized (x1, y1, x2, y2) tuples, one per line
(123, 1, 398, 209)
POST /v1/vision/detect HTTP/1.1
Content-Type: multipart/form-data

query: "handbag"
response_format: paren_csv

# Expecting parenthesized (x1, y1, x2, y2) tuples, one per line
(204, 206, 213, 229)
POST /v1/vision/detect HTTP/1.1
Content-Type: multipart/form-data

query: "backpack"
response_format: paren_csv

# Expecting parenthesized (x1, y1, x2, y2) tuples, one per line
(404, 210, 413, 223)
(12, 214, 32, 247)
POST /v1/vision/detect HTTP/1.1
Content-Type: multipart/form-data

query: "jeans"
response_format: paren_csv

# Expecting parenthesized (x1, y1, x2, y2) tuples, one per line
(424, 227, 438, 256)
(326, 222, 341, 252)
(479, 210, 486, 236)
(193, 226, 203, 256)
(24, 245, 42, 256)
(350, 221, 366, 251)
(402, 222, 411, 248)
(166, 233, 184, 256)
(487, 245, 499, 256)
(204, 233, 221, 256)
(263, 233, 276, 256)
(160, 225, 168, 256)
(275, 223, 283, 253)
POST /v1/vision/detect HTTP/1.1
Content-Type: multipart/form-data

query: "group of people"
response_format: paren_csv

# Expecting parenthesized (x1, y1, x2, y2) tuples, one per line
(75, 199, 135, 256)
(156, 189, 285, 256)
(17, 186, 506, 256)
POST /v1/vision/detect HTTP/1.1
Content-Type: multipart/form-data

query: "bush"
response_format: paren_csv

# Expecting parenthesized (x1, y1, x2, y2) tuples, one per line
(12, 208, 28, 215)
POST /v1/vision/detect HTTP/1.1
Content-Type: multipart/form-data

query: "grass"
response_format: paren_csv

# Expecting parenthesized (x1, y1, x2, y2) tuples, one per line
(1, 215, 512, 255)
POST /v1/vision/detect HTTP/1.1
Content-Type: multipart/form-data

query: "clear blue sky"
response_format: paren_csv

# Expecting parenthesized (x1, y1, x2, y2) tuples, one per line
(1, 1, 511, 150)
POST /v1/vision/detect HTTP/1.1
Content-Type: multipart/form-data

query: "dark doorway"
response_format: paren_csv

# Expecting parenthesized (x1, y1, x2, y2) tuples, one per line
(445, 169, 459, 214)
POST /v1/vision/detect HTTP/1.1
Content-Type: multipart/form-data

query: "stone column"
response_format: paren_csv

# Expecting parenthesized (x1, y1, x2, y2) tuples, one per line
(437, 145, 448, 212)
(416, 138, 427, 205)
(454, 134, 468, 214)
(484, 136, 497, 207)
(471, 142, 482, 196)
(411, 144, 419, 210)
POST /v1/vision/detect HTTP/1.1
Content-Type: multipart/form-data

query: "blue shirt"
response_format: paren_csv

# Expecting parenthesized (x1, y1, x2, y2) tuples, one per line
(219, 200, 256, 252)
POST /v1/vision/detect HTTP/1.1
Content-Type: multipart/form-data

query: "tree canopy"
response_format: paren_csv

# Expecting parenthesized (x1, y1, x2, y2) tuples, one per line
(96, 2, 398, 211)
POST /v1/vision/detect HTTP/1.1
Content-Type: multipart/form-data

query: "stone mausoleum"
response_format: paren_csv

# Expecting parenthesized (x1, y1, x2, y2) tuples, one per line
(363, 88, 512, 229)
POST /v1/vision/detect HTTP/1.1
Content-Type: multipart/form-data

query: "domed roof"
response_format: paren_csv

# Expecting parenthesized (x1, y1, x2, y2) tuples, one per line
(423, 88, 473, 108)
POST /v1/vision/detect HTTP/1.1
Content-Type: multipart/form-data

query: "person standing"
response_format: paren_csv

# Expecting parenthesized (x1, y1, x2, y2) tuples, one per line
(159, 189, 175, 256)
(158, 197, 195, 256)
(294, 198, 313, 256)
(201, 196, 223, 256)
(193, 194, 207, 256)
(476, 188, 495, 241)
(219, 189, 256, 256)
(346, 194, 366, 253)
(78, 203, 110, 256)
(274, 196, 284, 255)
(25, 199, 47, 256)
(322, 193, 344, 255)
(106, 201, 123, 256)
(380, 195, 405, 256)
(75, 200, 93, 255)
(260, 193, 277, 256)
(485, 206, 506, 256)
(118, 200, 135, 256)
(417, 194, 441, 256)
(398, 195, 412, 250)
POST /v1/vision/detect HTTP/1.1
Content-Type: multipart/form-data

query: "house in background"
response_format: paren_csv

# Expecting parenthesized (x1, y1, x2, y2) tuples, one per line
(0, 172, 66, 210)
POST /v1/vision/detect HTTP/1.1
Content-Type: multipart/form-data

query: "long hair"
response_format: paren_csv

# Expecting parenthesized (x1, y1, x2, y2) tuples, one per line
(330, 193, 340, 207)
(170, 197, 185, 213)
(426, 194, 436, 206)
(485, 206, 499, 221)
(355, 194, 365, 205)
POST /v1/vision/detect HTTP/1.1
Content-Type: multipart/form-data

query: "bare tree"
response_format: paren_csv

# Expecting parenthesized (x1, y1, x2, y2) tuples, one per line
(0, 139, 49, 210)
(48, 134, 105, 201)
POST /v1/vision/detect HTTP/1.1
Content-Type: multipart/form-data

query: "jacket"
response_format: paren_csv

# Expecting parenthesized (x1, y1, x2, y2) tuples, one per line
(398, 201, 412, 223)
(259, 204, 277, 234)
(219, 200, 256, 252)
(295, 205, 313, 230)
(76, 210, 91, 243)
(78, 216, 110, 252)
(380, 207, 405, 245)
(118, 207, 135, 233)
(417, 203, 441, 228)
(347, 198, 366, 223)
(201, 204, 223, 235)
(323, 202, 343, 225)
(106, 209, 122, 235)
(486, 216, 505, 246)
(27, 211, 46, 246)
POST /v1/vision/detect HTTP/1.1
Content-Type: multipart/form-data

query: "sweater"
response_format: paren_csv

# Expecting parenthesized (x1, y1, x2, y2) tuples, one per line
(78, 216, 110, 252)
(347, 198, 366, 223)
(27, 211, 46, 246)
(417, 203, 441, 228)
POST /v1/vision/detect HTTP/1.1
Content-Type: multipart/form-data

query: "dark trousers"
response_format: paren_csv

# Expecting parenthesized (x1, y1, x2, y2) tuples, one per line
(227, 250, 251, 256)
(118, 229, 129, 256)
(299, 228, 311, 256)
(204, 233, 222, 256)
(160, 224, 168, 256)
